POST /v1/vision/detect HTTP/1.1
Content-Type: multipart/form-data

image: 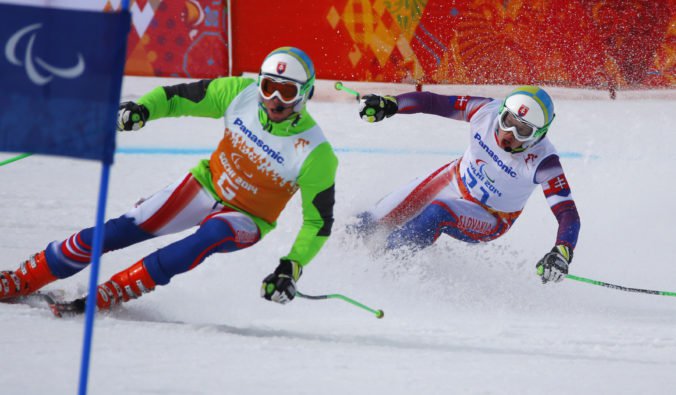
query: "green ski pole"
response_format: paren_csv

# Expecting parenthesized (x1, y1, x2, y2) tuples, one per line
(0, 153, 32, 167)
(296, 290, 384, 319)
(566, 274, 676, 297)
(334, 81, 361, 101)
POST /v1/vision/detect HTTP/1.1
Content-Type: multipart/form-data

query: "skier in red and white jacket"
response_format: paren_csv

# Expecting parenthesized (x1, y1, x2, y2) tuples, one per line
(354, 86, 580, 284)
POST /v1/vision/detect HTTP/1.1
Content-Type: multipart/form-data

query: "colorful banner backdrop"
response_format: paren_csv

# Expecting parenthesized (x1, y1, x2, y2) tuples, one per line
(120, 0, 674, 89)
(111, 0, 228, 78)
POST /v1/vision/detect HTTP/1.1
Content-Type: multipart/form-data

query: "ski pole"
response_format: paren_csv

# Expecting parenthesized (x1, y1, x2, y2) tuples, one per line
(334, 81, 361, 101)
(566, 274, 676, 297)
(296, 290, 384, 319)
(0, 153, 32, 167)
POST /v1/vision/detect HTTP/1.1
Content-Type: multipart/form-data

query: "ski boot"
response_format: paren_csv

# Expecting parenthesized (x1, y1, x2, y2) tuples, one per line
(95, 260, 156, 310)
(0, 251, 57, 300)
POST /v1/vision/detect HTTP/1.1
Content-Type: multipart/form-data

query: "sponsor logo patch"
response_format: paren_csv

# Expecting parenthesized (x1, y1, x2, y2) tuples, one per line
(525, 153, 538, 166)
(294, 138, 309, 151)
(233, 118, 285, 164)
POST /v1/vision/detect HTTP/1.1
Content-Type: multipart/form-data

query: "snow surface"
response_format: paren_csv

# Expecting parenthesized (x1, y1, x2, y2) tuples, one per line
(1, 77, 676, 395)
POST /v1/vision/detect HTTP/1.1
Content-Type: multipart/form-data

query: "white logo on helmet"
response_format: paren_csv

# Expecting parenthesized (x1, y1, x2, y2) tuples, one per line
(5, 23, 85, 86)
(261, 53, 310, 82)
(505, 95, 545, 128)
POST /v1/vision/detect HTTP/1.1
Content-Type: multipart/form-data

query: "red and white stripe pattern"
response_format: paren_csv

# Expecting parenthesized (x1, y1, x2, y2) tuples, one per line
(380, 163, 454, 227)
(60, 232, 92, 263)
(138, 174, 204, 235)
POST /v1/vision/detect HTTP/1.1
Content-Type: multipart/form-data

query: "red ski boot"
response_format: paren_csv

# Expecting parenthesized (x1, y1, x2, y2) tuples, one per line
(96, 260, 156, 310)
(0, 251, 57, 300)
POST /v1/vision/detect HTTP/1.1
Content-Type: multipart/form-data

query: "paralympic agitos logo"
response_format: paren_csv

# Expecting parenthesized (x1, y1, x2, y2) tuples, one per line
(5, 23, 85, 86)
(475, 159, 495, 183)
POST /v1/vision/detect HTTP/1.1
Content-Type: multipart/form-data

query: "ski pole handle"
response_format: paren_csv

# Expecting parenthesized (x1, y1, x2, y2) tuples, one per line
(297, 290, 384, 319)
(566, 274, 676, 297)
(334, 81, 361, 101)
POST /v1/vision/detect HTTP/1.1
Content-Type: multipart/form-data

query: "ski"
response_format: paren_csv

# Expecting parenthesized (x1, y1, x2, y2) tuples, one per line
(38, 292, 86, 317)
(1, 291, 85, 318)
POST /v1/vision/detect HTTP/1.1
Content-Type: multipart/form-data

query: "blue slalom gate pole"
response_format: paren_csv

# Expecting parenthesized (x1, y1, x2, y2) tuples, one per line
(78, 164, 111, 395)
(77, 2, 130, 394)
(1, 2, 130, 392)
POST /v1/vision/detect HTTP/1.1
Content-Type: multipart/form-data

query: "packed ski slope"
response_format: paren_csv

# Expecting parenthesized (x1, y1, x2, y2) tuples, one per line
(1, 77, 675, 395)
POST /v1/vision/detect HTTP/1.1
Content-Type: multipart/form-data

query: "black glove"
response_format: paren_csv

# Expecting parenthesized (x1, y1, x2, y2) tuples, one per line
(117, 101, 149, 131)
(261, 259, 302, 304)
(359, 94, 398, 123)
(536, 245, 573, 284)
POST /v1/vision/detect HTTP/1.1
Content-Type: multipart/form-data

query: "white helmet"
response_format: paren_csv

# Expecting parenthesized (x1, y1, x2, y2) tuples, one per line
(258, 47, 315, 113)
(498, 86, 555, 152)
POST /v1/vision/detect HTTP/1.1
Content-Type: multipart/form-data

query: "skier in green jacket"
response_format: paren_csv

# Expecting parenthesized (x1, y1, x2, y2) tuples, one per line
(0, 47, 338, 310)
